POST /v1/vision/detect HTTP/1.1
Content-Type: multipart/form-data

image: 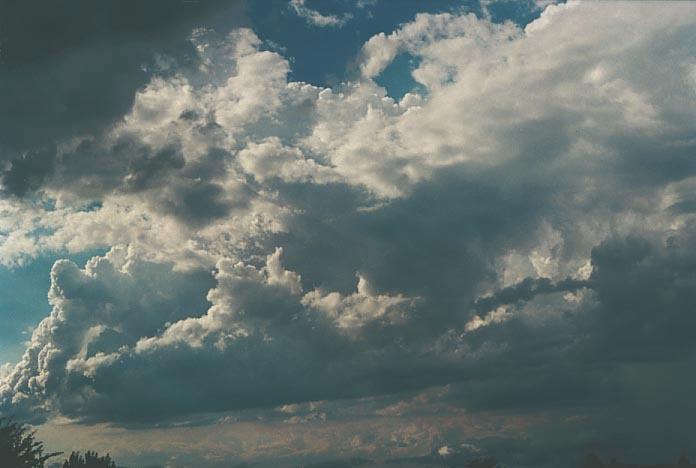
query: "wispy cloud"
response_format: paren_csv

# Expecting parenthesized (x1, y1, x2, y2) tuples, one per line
(289, 0, 352, 27)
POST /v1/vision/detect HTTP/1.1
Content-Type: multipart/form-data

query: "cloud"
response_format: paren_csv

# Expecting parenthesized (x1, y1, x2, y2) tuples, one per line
(0, 1, 249, 193)
(0, 246, 215, 421)
(1, 245, 425, 423)
(237, 138, 340, 184)
(289, 0, 352, 28)
(2, 2, 696, 464)
(302, 274, 418, 331)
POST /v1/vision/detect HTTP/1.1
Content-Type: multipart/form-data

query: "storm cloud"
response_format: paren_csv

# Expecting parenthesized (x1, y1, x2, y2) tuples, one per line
(2, 1, 696, 466)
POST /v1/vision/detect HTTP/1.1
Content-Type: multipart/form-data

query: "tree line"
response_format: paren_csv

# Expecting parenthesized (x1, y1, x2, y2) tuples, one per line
(1, 417, 116, 467)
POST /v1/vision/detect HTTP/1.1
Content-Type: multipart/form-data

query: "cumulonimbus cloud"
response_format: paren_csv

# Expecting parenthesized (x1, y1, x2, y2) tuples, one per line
(1, 7, 696, 464)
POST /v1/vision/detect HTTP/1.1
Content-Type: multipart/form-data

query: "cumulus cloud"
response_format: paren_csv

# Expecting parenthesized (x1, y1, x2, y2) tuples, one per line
(0, 246, 215, 421)
(0, 1, 248, 190)
(2, 3, 696, 464)
(1, 245, 427, 423)
(302, 275, 418, 330)
(237, 138, 339, 184)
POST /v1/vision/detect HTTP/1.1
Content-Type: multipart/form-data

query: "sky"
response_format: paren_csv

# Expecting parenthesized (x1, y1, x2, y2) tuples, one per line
(1, 1, 696, 467)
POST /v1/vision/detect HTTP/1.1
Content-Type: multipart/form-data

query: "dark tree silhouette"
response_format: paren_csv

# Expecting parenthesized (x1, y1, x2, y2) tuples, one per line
(0, 417, 61, 467)
(62, 450, 116, 468)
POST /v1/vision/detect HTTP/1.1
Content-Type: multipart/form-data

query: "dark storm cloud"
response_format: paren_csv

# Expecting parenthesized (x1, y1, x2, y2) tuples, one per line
(465, 230, 696, 396)
(2, 3, 696, 465)
(584, 231, 696, 362)
(471, 276, 588, 316)
(45, 137, 187, 196)
(277, 164, 553, 314)
(47, 135, 244, 224)
(0, 145, 56, 196)
(0, 247, 217, 423)
(422, 231, 696, 467)
(14, 204, 689, 427)
(0, 0, 248, 195)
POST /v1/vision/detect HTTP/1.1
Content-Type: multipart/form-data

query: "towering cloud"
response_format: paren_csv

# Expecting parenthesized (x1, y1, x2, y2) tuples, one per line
(1, 2, 696, 465)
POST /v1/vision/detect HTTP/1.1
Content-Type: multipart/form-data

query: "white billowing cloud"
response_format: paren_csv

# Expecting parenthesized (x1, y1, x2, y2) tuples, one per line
(134, 247, 303, 353)
(0, 244, 423, 421)
(386, 6, 692, 175)
(359, 12, 519, 81)
(289, 0, 352, 28)
(2, 2, 685, 267)
(0, 193, 288, 270)
(237, 138, 339, 184)
(125, 76, 197, 140)
(298, 82, 421, 198)
(2, 4, 696, 266)
(2, 3, 696, 436)
(213, 31, 291, 132)
(496, 221, 574, 288)
(265, 247, 303, 295)
(302, 275, 418, 330)
(0, 246, 215, 419)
